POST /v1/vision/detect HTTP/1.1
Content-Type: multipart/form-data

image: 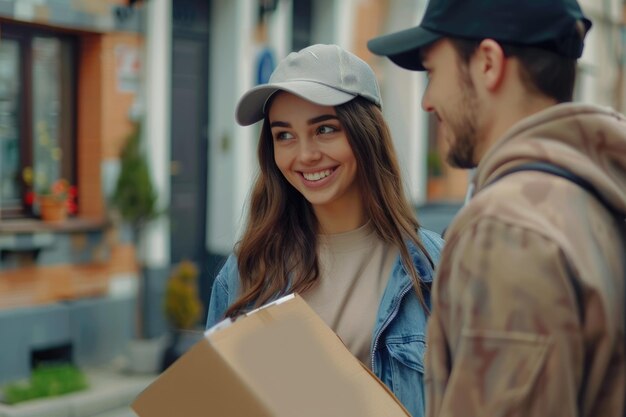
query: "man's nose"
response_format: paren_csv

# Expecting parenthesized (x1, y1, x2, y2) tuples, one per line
(422, 88, 434, 112)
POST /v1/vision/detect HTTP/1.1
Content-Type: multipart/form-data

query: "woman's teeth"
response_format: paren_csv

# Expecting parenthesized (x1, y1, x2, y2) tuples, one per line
(303, 169, 333, 181)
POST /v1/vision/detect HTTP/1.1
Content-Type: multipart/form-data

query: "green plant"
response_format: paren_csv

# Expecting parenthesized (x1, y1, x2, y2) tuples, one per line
(111, 124, 159, 237)
(164, 260, 203, 330)
(427, 150, 444, 178)
(2, 364, 88, 405)
(110, 124, 161, 338)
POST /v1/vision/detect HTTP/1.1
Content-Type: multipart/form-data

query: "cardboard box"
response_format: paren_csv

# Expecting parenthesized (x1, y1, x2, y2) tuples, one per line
(132, 294, 410, 417)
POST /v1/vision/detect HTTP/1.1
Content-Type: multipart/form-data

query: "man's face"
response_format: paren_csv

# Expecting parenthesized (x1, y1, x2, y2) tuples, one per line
(421, 39, 481, 169)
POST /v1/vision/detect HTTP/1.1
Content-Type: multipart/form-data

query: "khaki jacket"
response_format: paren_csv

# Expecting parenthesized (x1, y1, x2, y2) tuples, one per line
(426, 104, 626, 417)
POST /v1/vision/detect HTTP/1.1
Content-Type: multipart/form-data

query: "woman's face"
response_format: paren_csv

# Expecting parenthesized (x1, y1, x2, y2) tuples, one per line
(268, 92, 360, 216)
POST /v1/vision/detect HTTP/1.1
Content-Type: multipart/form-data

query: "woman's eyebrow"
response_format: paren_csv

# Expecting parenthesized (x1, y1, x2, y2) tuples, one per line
(308, 114, 339, 125)
(270, 114, 338, 128)
(269, 121, 290, 128)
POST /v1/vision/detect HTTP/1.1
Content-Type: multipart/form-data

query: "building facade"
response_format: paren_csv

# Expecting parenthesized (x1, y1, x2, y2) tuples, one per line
(0, 0, 144, 383)
(0, 0, 624, 384)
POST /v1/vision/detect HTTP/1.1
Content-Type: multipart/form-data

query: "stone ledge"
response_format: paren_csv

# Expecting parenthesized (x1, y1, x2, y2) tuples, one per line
(0, 218, 109, 235)
(92, 408, 137, 417)
(0, 252, 138, 311)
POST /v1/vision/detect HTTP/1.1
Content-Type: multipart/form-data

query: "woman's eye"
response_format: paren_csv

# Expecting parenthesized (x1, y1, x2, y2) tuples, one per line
(274, 131, 294, 141)
(316, 125, 337, 135)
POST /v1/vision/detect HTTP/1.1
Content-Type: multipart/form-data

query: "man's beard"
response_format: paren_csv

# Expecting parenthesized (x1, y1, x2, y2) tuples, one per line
(444, 71, 480, 169)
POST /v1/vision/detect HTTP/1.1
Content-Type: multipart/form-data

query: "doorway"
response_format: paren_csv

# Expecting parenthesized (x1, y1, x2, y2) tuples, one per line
(170, 0, 209, 272)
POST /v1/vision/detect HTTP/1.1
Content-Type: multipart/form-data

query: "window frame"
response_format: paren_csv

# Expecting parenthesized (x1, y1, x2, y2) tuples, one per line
(0, 22, 78, 220)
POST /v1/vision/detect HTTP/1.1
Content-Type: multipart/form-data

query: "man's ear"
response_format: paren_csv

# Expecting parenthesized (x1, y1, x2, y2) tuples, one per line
(471, 39, 506, 92)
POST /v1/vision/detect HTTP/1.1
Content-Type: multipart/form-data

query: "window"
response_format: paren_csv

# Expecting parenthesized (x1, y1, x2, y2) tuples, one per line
(0, 24, 77, 219)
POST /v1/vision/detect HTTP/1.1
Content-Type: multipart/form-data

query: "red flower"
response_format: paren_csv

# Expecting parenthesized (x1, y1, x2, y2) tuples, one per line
(25, 191, 35, 205)
(66, 200, 78, 215)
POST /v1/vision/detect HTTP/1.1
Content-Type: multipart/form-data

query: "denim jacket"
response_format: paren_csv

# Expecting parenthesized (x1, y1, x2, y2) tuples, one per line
(205, 228, 444, 417)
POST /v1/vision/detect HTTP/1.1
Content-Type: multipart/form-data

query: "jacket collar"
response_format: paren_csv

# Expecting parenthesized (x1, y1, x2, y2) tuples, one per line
(376, 240, 435, 325)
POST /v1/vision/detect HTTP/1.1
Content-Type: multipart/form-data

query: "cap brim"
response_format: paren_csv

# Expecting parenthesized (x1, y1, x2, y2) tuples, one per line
(236, 81, 356, 126)
(368, 26, 443, 71)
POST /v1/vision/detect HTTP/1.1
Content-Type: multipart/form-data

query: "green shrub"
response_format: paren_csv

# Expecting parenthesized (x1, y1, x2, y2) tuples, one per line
(3, 364, 88, 405)
(427, 150, 444, 177)
(111, 124, 159, 236)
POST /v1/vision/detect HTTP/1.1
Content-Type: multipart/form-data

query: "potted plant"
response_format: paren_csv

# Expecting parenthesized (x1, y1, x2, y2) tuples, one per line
(38, 179, 78, 222)
(22, 169, 78, 223)
(111, 125, 159, 241)
(110, 124, 160, 342)
(161, 260, 203, 370)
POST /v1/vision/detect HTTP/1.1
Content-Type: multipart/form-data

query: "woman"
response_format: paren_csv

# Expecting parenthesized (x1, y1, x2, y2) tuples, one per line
(206, 44, 443, 417)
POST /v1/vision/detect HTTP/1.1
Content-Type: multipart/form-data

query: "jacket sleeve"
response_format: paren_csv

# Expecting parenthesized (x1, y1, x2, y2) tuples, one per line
(426, 217, 583, 417)
(205, 255, 238, 329)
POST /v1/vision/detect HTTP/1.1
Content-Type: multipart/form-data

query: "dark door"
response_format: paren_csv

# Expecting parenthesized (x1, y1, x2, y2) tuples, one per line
(170, 32, 209, 265)
(170, 0, 224, 322)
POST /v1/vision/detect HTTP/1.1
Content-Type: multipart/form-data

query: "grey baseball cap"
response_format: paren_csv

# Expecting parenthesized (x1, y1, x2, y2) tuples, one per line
(236, 44, 382, 126)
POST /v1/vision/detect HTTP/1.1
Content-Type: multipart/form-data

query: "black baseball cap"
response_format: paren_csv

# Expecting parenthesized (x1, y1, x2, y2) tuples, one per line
(368, 0, 592, 71)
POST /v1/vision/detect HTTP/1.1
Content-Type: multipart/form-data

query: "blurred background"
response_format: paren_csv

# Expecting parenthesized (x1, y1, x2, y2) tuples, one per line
(0, 0, 624, 415)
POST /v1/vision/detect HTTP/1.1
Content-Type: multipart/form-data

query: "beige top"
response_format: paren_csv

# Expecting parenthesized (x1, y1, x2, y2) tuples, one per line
(301, 222, 399, 368)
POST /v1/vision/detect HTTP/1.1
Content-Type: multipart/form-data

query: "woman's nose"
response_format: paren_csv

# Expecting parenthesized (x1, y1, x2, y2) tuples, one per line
(298, 139, 322, 163)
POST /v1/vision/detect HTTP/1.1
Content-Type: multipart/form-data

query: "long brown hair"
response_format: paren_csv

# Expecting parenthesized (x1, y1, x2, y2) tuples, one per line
(225, 96, 431, 318)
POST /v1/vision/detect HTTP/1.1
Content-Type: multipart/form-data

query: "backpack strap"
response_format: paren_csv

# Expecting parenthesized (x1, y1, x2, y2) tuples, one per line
(491, 162, 623, 219)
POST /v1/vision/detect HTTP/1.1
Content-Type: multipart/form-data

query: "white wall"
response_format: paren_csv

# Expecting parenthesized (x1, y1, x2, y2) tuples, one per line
(207, 0, 303, 254)
(207, 0, 255, 254)
(332, 0, 357, 49)
(267, 0, 293, 60)
(578, 0, 625, 108)
(143, 0, 171, 267)
(378, 0, 429, 206)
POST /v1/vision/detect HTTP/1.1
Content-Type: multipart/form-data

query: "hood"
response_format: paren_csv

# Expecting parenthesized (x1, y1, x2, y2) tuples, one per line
(473, 103, 626, 217)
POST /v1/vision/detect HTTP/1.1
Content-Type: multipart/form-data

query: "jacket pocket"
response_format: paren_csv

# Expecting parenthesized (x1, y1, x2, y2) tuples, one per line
(387, 336, 426, 372)
(385, 336, 427, 417)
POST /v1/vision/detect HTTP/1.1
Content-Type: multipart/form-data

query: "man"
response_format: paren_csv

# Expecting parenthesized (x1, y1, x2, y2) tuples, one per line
(368, 0, 626, 416)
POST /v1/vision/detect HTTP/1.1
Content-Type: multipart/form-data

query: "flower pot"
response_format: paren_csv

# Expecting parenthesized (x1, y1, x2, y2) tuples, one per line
(40, 196, 68, 223)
